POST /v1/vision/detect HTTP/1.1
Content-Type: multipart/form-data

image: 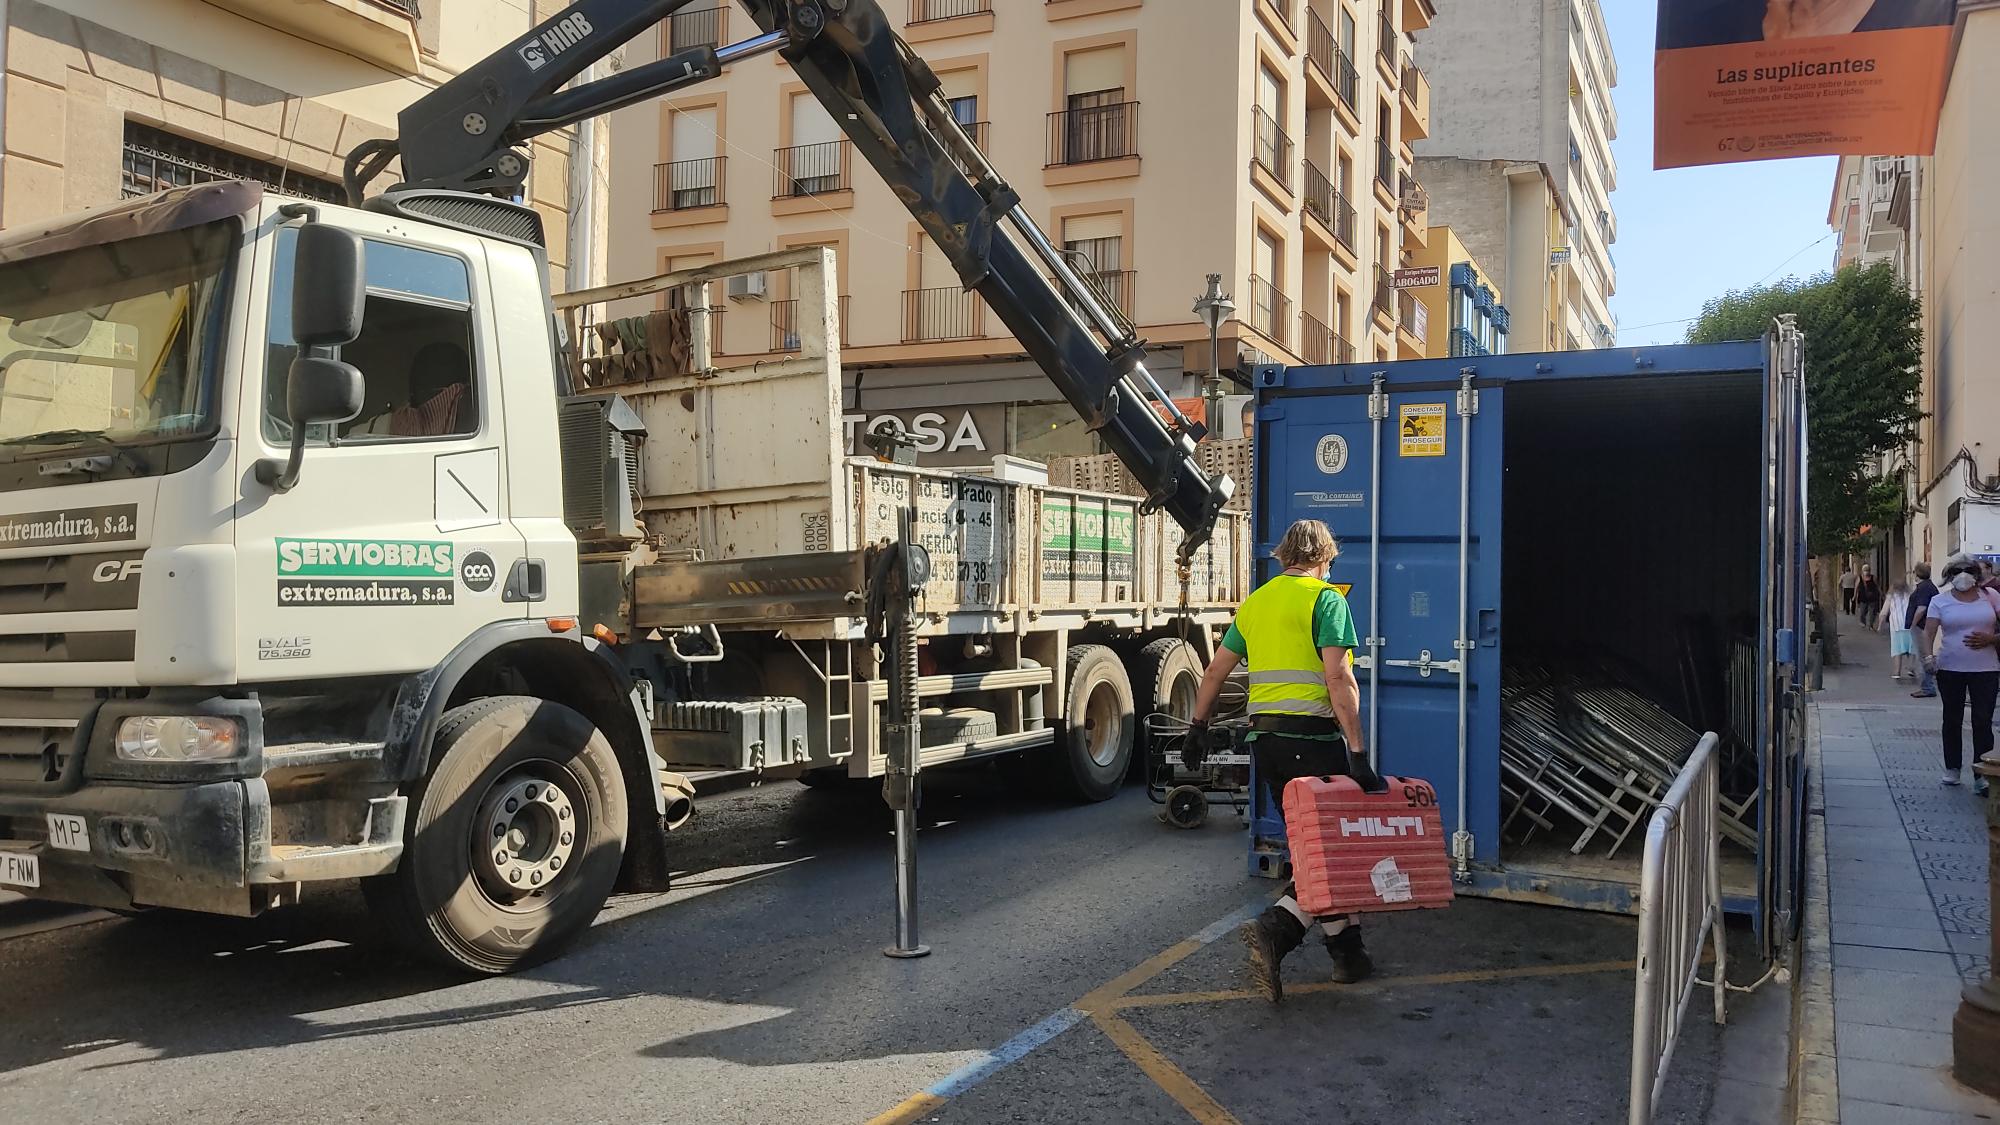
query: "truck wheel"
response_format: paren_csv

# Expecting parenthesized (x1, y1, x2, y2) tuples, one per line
(1051, 644, 1135, 801)
(364, 696, 627, 975)
(1130, 638, 1203, 779)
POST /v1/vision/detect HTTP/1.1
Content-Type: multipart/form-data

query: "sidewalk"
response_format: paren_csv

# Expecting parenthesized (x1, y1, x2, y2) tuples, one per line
(1809, 616, 2000, 1124)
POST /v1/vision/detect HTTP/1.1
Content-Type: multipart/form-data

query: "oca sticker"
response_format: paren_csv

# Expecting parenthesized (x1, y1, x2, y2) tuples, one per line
(461, 550, 498, 594)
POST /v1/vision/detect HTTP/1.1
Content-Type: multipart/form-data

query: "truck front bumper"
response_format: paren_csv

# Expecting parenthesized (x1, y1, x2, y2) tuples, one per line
(0, 778, 259, 913)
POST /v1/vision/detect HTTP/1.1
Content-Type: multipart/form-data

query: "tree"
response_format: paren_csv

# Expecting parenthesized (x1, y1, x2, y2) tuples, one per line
(1687, 262, 1922, 557)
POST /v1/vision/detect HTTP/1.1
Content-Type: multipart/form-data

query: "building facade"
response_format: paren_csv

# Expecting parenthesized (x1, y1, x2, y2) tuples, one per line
(607, 0, 1437, 467)
(0, 0, 599, 291)
(1406, 224, 1507, 359)
(1837, 4, 2000, 577)
(1411, 0, 1615, 351)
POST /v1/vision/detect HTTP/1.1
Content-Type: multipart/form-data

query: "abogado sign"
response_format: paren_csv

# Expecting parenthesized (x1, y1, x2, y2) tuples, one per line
(1392, 266, 1441, 289)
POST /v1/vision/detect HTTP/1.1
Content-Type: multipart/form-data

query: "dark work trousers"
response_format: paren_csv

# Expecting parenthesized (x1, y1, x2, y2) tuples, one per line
(1254, 726, 1354, 930)
(1935, 669, 1999, 772)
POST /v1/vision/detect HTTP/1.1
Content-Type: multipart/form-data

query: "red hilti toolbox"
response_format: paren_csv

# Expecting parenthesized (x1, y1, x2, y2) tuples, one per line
(1282, 774, 1456, 917)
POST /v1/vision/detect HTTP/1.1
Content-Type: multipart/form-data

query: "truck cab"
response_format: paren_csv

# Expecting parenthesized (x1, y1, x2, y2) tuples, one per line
(0, 181, 667, 972)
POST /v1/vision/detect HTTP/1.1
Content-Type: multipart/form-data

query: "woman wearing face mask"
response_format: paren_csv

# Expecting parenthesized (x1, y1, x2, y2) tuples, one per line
(1920, 558, 2000, 793)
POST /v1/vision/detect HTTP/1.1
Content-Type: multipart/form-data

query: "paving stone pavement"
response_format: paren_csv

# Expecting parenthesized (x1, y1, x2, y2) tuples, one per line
(1815, 617, 2000, 1124)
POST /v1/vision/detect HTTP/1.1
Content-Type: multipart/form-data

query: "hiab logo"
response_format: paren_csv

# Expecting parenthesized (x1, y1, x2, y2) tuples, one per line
(1338, 815, 1428, 838)
(518, 12, 594, 71)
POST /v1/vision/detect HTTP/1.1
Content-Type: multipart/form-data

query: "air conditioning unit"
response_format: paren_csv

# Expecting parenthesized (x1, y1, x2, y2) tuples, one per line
(725, 271, 768, 302)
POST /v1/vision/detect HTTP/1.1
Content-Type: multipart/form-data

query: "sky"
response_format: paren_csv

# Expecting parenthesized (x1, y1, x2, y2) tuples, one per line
(1600, 2, 1841, 346)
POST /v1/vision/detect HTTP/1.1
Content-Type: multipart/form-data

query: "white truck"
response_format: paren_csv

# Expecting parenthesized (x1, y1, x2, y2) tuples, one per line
(0, 0, 1241, 972)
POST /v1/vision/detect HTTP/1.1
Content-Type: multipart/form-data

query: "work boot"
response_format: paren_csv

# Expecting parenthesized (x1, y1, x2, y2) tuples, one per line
(1240, 907, 1307, 1003)
(1325, 924, 1374, 984)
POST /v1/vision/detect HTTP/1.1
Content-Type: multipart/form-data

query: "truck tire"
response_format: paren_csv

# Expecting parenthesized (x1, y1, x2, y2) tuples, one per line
(1135, 638, 1203, 721)
(1050, 644, 1135, 801)
(363, 696, 627, 974)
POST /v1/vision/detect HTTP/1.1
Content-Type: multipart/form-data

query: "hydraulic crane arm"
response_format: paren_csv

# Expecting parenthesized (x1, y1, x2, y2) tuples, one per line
(351, 0, 1234, 557)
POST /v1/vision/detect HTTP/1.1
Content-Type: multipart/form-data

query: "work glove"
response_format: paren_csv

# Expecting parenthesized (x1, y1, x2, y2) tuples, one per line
(1348, 750, 1388, 795)
(1180, 720, 1209, 771)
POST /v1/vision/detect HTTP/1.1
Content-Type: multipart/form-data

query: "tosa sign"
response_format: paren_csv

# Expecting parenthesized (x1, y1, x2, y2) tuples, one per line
(843, 405, 1003, 465)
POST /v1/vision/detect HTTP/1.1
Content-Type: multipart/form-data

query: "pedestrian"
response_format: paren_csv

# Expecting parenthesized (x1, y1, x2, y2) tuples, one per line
(1882, 580, 1914, 681)
(1919, 558, 1998, 794)
(1185, 519, 1383, 1002)
(1840, 562, 1858, 616)
(1910, 561, 1940, 698)
(1856, 565, 1882, 629)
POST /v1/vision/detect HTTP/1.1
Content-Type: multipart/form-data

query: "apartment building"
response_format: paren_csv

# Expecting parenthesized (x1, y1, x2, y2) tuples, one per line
(606, 0, 1436, 466)
(1834, 3, 2000, 574)
(1412, 0, 1616, 351)
(1406, 225, 1508, 360)
(0, 0, 597, 290)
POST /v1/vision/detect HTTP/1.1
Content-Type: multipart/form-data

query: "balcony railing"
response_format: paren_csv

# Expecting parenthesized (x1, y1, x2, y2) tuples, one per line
(910, 0, 990, 23)
(1307, 9, 1335, 83)
(770, 295, 852, 351)
(1373, 267, 1394, 320)
(663, 5, 727, 53)
(1251, 106, 1292, 188)
(1249, 274, 1290, 348)
(1084, 269, 1136, 321)
(1376, 138, 1396, 190)
(903, 286, 982, 342)
(1397, 289, 1427, 345)
(1332, 43, 1360, 111)
(772, 140, 852, 198)
(1378, 7, 1398, 69)
(1300, 311, 1333, 365)
(1046, 101, 1138, 166)
(1302, 160, 1357, 250)
(653, 156, 724, 212)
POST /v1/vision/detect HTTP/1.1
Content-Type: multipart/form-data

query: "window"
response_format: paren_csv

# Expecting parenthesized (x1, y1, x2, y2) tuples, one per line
(666, 107, 721, 209)
(782, 94, 845, 196)
(122, 121, 341, 204)
(1056, 45, 1132, 164)
(1338, 6, 1357, 56)
(1062, 213, 1128, 317)
(948, 95, 978, 127)
(266, 230, 478, 443)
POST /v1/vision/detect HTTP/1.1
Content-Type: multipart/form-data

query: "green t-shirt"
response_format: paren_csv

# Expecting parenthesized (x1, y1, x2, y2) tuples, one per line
(1220, 587, 1359, 742)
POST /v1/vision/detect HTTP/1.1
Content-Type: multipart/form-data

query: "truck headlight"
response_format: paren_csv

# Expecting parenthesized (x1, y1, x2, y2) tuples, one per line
(115, 716, 242, 762)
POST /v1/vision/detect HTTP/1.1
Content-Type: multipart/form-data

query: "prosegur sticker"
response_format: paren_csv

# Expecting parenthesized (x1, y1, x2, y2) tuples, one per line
(277, 538, 455, 607)
(1398, 403, 1446, 457)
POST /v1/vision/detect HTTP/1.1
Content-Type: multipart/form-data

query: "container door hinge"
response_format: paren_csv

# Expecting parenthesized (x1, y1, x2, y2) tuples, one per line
(1383, 648, 1463, 678)
(1368, 387, 1390, 420)
(1456, 371, 1479, 417)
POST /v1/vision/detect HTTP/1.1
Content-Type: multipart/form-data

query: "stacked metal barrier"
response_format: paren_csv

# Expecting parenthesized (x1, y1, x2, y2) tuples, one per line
(1500, 665, 1757, 857)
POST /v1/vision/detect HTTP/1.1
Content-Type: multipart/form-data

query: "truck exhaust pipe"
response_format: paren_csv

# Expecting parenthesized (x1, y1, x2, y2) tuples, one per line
(659, 770, 696, 831)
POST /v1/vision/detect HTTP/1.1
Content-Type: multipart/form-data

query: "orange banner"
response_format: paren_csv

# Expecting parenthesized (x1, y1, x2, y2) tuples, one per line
(1654, 1, 1954, 170)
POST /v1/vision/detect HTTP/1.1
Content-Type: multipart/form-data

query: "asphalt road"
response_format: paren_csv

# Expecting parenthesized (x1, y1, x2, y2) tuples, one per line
(0, 772, 1735, 1124)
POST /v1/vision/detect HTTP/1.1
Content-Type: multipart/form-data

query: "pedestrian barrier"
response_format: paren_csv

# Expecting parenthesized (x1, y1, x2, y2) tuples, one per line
(1628, 732, 1726, 1125)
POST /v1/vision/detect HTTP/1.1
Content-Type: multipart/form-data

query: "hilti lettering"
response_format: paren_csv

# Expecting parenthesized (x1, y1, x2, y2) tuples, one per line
(1338, 815, 1428, 838)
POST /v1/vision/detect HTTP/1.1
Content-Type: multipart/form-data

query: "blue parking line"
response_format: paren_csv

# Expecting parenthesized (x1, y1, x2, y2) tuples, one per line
(924, 1006, 1089, 1098)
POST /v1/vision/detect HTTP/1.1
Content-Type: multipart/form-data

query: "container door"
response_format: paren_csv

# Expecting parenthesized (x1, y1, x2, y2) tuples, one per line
(1257, 368, 1505, 867)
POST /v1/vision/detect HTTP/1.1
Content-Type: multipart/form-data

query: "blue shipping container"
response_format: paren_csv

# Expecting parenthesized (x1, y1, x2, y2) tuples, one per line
(1250, 335, 1809, 951)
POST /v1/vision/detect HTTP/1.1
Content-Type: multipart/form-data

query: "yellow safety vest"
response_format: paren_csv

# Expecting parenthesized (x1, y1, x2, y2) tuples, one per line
(1235, 574, 1343, 718)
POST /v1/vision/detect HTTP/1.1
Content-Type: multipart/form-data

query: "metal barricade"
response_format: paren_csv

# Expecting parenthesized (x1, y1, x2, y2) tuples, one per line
(1629, 732, 1726, 1125)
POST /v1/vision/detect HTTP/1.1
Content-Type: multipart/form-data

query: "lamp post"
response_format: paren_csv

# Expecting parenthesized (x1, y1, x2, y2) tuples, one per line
(1193, 274, 1235, 439)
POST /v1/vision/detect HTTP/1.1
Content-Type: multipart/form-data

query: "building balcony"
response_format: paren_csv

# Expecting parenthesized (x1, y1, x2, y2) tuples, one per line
(1403, 0, 1435, 31)
(1075, 268, 1137, 324)
(1304, 10, 1360, 118)
(772, 140, 853, 207)
(1376, 8, 1400, 88)
(1046, 101, 1139, 167)
(1399, 54, 1430, 140)
(662, 4, 728, 53)
(200, 0, 419, 74)
(1374, 138, 1397, 210)
(1301, 160, 1358, 259)
(1299, 311, 1354, 365)
(903, 286, 985, 342)
(1396, 288, 1428, 353)
(653, 156, 724, 216)
(770, 295, 852, 351)
(1372, 266, 1395, 330)
(907, 0, 993, 40)
(1249, 274, 1291, 350)
(1250, 106, 1294, 206)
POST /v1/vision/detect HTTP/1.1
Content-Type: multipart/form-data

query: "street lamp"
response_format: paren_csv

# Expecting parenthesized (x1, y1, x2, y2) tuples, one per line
(1193, 274, 1235, 439)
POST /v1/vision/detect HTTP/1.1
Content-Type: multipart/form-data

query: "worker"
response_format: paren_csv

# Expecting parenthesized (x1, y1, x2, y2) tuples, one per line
(1185, 518, 1384, 1003)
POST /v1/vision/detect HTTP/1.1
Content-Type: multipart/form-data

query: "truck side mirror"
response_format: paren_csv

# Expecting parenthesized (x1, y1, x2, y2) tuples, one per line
(290, 225, 365, 347)
(286, 356, 365, 427)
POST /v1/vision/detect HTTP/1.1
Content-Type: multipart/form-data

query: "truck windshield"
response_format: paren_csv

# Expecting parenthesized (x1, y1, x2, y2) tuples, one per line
(0, 219, 235, 456)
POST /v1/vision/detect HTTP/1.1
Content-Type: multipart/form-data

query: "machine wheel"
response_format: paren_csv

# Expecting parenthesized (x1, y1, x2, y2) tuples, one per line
(1049, 644, 1135, 802)
(363, 696, 627, 975)
(1162, 784, 1210, 829)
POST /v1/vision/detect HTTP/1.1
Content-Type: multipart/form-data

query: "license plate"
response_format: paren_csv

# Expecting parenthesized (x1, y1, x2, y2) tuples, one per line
(0, 851, 39, 888)
(46, 813, 88, 852)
